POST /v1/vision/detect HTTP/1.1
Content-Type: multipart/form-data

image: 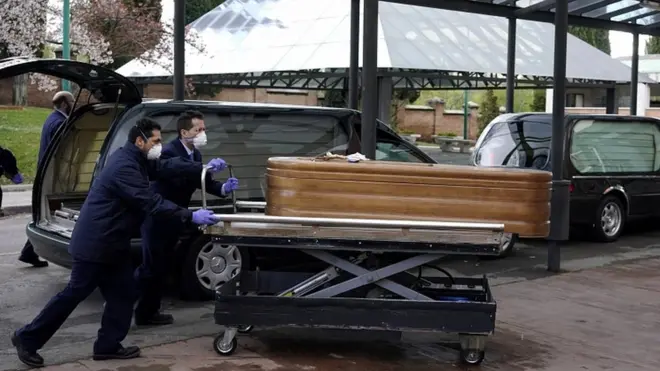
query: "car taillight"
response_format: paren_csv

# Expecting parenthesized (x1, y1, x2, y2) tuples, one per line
(569, 183, 574, 193)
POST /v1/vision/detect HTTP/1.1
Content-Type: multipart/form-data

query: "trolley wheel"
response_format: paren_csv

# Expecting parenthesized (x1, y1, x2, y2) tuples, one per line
(459, 349, 485, 365)
(237, 325, 253, 334)
(213, 332, 238, 356)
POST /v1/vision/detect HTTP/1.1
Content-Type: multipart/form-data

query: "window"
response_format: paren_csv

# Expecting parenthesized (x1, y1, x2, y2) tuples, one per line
(569, 119, 660, 174)
(566, 93, 584, 108)
(353, 123, 427, 163)
(375, 141, 425, 162)
(474, 120, 551, 171)
(105, 110, 350, 203)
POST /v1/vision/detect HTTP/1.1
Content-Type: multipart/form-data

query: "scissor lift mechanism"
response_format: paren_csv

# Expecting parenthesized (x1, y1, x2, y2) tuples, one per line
(201, 167, 501, 366)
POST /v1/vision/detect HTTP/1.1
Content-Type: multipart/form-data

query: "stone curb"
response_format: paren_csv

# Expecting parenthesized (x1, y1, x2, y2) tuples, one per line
(1, 184, 33, 192)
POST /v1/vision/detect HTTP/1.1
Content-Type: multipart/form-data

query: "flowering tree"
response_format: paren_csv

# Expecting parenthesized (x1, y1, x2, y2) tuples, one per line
(0, 0, 204, 93)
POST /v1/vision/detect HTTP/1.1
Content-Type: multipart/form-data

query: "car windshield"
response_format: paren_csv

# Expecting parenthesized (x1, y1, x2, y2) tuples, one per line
(474, 120, 551, 171)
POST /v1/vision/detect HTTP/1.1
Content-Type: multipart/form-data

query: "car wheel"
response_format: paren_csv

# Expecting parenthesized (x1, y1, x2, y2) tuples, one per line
(592, 195, 625, 242)
(482, 233, 517, 260)
(181, 235, 243, 301)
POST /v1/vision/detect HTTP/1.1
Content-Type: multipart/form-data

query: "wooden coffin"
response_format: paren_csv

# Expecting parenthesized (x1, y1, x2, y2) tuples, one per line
(265, 157, 552, 238)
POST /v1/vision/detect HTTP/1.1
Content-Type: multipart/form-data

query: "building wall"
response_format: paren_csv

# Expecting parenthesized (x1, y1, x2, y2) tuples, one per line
(0, 79, 476, 142)
(0, 78, 319, 107)
(395, 100, 480, 141)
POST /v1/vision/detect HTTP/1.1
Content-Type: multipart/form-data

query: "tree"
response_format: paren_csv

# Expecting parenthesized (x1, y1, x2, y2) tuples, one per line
(0, 0, 204, 93)
(531, 90, 546, 112)
(74, 0, 165, 68)
(478, 89, 499, 133)
(647, 37, 660, 54)
(185, 0, 226, 25)
(568, 26, 611, 55)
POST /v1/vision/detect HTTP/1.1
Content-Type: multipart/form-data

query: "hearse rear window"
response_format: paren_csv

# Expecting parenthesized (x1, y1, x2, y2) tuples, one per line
(570, 119, 660, 174)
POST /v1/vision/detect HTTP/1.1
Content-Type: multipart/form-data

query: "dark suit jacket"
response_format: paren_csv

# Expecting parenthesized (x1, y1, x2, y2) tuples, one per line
(150, 138, 226, 208)
(69, 142, 201, 263)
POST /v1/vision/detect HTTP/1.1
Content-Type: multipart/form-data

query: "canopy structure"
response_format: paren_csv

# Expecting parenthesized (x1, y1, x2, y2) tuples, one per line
(117, 0, 649, 90)
(432, 0, 660, 35)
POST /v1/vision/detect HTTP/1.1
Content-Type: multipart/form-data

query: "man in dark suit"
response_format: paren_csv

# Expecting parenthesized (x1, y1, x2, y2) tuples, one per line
(19, 91, 74, 268)
(134, 110, 239, 326)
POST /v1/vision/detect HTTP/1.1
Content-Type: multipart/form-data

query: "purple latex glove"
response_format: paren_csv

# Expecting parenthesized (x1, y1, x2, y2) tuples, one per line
(191, 209, 219, 225)
(222, 177, 239, 194)
(206, 158, 227, 173)
(10, 173, 23, 184)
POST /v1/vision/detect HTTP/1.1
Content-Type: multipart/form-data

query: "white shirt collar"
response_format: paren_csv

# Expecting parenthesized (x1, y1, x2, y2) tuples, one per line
(55, 109, 69, 119)
(180, 139, 194, 156)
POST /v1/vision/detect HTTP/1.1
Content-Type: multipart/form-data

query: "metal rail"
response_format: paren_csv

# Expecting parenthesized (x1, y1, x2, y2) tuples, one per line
(202, 166, 266, 210)
(212, 213, 504, 232)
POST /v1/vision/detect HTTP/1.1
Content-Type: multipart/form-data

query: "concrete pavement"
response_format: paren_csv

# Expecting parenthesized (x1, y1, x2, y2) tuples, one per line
(30, 256, 660, 371)
(4, 210, 660, 370)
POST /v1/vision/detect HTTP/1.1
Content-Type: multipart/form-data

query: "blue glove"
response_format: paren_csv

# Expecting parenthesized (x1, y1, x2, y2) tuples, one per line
(206, 158, 227, 173)
(222, 177, 239, 194)
(11, 173, 23, 184)
(191, 209, 219, 225)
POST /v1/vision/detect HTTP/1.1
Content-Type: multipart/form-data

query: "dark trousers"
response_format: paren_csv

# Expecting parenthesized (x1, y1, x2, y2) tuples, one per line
(135, 217, 181, 320)
(16, 260, 136, 354)
(20, 240, 38, 259)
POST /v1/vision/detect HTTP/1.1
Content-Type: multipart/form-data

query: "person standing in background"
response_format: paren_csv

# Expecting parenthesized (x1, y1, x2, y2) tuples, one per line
(0, 146, 25, 217)
(18, 91, 74, 268)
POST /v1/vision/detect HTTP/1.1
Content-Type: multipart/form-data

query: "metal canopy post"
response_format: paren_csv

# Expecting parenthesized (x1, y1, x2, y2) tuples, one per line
(605, 87, 617, 114)
(173, 0, 186, 101)
(631, 32, 639, 115)
(505, 17, 517, 113)
(361, 0, 379, 159)
(548, 0, 570, 273)
(348, 0, 361, 110)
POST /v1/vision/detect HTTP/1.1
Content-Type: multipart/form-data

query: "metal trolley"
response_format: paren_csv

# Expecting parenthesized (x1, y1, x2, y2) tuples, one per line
(200, 167, 502, 366)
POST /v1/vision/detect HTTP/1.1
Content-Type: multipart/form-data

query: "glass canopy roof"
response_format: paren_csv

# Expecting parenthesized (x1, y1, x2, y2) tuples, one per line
(459, 0, 660, 31)
(117, 0, 648, 84)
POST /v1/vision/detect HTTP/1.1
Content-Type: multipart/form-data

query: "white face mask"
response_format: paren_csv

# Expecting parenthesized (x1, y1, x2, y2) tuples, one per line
(147, 143, 162, 160)
(192, 132, 208, 147)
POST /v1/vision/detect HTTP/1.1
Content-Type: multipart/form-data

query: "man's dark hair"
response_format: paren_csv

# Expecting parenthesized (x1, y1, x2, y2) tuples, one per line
(176, 110, 204, 138)
(128, 118, 162, 143)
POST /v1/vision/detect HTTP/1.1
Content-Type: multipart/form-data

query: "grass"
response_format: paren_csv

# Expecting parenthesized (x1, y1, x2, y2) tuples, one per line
(0, 107, 51, 185)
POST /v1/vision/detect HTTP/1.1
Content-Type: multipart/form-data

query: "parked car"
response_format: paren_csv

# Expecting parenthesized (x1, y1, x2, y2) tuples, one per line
(472, 112, 660, 244)
(1, 57, 441, 301)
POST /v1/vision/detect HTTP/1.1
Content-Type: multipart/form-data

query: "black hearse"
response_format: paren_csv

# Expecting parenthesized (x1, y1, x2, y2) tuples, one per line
(472, 113, 660, 243)
(0, 57, 438, 301)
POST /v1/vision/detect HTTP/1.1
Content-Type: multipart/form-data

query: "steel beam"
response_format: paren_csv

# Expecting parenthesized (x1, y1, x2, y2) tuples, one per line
(605, 87, 617, 114)
(631, 31, 639, 115)
(382, 0, 660, 35)
(548, 0, 570, 273)
(361, 0, 379, 159)
(505, 17, 516, 113)
(348, 0, 360, 110)
(173, 0, 186, 101)
(514, 0, 557, 16)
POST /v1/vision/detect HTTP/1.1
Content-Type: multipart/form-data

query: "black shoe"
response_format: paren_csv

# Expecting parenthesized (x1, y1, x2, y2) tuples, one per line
(93, 345, 141, 361)
(18, 255, 49, 268)
(135, 313, 174, 326)
(11, 332, 45, 368)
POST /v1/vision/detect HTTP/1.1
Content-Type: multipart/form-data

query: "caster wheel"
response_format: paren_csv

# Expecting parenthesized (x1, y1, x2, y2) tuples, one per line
(237, 325, 253, 334)
(459, 349, 485, 365)
(213, 332, 238, 356)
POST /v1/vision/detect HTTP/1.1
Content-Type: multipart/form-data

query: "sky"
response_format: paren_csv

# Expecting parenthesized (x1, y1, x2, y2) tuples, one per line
(610, 31, 650, 58)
